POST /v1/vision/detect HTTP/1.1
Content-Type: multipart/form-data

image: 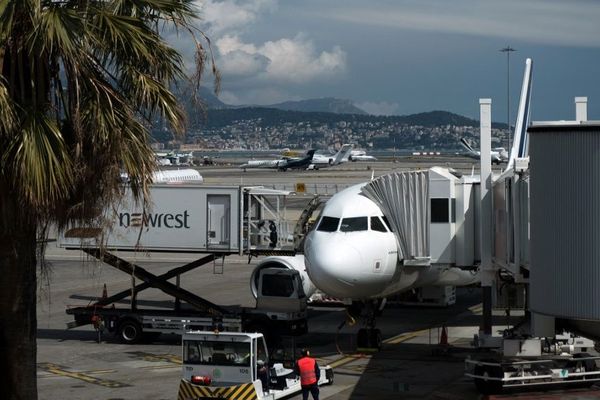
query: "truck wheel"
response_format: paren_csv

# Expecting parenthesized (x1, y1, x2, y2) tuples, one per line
(117, 319, 142, 344)
(473, 363, 503, 395)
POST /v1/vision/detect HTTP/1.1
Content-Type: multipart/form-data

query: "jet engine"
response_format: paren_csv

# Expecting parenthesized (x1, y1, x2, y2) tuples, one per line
(250, 255, 316, 298)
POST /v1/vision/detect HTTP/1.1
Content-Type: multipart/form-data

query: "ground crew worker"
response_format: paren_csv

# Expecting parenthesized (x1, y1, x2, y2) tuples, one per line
(295, 348, 320, 400)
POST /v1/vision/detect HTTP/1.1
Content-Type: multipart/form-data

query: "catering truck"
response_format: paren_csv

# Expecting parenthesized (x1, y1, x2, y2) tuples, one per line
(61, 184, 310, 343)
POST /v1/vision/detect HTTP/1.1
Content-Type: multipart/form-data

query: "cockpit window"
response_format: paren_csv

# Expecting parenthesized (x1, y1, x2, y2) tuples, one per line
(317, 216, 340, 232)
(381, 215, 393, 232)
(340, 217, 368, 232)
(370, 216, 388, 232)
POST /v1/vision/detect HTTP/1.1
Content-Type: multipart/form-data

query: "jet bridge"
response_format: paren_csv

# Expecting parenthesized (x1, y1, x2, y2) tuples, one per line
(361, 166, 480, 268)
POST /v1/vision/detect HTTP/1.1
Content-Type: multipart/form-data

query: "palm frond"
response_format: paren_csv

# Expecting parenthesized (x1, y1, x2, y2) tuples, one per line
(3, 111, 74, 208)
(0, 77, 18, 136)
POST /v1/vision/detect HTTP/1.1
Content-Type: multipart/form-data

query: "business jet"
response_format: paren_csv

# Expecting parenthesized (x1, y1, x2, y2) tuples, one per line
(239, 158, 287, 172)
(240, 150, 316, 172)
(344, 149, 377, 162)
(460, 138, 508, 164)
(310, 144, 353, 169)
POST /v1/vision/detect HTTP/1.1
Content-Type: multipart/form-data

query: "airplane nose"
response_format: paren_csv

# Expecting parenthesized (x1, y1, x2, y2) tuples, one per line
(304, 233, 389, 299)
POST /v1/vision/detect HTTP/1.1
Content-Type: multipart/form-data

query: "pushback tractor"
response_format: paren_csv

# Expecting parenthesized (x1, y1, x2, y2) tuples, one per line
(178, 331, 333, 400)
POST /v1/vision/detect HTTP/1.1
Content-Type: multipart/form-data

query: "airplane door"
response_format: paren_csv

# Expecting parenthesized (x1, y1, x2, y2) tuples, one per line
(207, 195, 231, 248)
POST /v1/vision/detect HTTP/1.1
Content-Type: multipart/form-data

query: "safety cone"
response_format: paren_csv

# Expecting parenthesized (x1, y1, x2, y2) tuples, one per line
(439, 326, 448, 346)
(101, 284, 108, 300)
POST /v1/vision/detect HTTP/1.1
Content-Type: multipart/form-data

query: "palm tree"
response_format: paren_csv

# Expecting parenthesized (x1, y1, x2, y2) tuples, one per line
(0, 1, 217, 398)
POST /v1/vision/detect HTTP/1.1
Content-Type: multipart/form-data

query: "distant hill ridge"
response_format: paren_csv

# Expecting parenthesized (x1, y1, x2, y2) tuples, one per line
(187, 88, 507, 129)
(198, 107, 503, 129)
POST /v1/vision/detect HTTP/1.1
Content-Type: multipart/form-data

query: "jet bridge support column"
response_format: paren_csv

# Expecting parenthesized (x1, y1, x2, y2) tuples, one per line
(480, 98, 494, 336)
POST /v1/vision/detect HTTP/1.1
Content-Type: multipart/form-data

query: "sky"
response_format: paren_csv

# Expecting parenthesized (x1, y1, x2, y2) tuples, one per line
(172, 0, 600, 121)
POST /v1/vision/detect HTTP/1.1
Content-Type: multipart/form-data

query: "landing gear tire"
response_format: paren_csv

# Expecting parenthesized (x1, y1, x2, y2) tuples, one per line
(473, 363, 503, 395)
(117, 319, 143, 344)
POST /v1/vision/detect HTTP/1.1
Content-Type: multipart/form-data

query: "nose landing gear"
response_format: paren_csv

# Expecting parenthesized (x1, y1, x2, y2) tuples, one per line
(349, 299, 385, 351)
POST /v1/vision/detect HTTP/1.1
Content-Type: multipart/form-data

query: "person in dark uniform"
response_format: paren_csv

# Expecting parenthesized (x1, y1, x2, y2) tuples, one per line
(257, 359, 269, 393)
(269, 220, 278, 248)
(295, 348, 320, 400)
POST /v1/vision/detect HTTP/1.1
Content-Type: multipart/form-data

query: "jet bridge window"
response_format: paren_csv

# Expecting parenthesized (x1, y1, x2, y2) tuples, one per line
(340, 217, 368, 232)
(370, 216, 388, 232)
(317, 216, 340, 232)
(431, 198, 450, 223)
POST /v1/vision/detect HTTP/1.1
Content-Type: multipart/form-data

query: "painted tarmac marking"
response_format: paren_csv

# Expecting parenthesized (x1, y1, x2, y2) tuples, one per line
(328, 327, 434, 369)
(468, 303, 483, 314)
(127, 351, 182, 364)
(37, 363, 129, 388)
(328, 354, 365, 369)
(383, 328, 431, 345)
(140, 364, 181, 370)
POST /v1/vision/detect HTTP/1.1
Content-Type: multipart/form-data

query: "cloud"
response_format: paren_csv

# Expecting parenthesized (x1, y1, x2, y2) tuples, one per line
(216, 34, 346, 84)
(196, 0, 277, 35)
(356, 101, 401, 116)
(323, 0, 600, 48)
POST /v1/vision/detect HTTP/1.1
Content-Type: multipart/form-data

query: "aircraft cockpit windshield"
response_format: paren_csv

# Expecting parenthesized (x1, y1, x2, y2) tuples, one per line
(340, 217, 367, 232)
(316, 216, 339, 232)
(317, 215, 391, 233)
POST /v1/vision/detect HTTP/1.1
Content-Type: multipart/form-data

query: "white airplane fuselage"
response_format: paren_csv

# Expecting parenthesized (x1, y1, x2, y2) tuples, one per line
(304, 183, 478, 300)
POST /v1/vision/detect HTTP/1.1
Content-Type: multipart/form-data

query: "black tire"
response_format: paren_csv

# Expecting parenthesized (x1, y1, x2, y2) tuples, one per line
(370, 329, 382, 350)
(117, 319, 143, 344)
(473, 363, 504, 395)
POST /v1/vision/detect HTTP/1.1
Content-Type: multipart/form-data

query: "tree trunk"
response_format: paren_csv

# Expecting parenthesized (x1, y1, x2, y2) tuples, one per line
(0, 192, 38, 400)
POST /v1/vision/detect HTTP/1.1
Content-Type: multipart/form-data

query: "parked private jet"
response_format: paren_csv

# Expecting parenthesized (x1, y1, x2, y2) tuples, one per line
(343, 149, 377, 162)
(310, 144, 354, 169)
(240, 150, 316, 171)
(460, 138, 508, 164)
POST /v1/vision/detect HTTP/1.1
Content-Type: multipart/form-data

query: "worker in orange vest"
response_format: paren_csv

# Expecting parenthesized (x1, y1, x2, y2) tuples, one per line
(295, 348, 320, 400)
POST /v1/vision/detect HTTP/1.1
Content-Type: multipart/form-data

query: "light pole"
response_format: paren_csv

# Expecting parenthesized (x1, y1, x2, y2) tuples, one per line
(500, 46, 516, 153)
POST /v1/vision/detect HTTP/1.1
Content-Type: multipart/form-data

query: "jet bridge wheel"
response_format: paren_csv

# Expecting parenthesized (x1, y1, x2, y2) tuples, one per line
(473, 361, 503, 395)
(117, 319, 143, 344)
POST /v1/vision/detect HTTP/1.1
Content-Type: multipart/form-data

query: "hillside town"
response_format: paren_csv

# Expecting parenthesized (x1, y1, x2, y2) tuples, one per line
(152, 114, 510, 152)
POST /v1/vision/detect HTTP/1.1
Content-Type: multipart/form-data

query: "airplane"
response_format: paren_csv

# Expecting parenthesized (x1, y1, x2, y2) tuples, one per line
(281, 149, 316, 171)
(344, 149, 377, 162)
(310, 144, 354, 169)
(248, 59, 533, 350)
(120, 169, 203, 184)
(460, 138, 508, 165)
(240, 150, 316, 172)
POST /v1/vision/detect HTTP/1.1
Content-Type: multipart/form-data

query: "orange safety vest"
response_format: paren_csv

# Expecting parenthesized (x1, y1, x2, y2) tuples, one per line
(297, 357, 317, 386)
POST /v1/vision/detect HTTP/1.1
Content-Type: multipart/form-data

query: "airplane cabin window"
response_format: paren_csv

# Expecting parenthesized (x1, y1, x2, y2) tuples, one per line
(317, 216, 340, 232)
(370, 216, 388, 232)
(340, 217, 368, 232)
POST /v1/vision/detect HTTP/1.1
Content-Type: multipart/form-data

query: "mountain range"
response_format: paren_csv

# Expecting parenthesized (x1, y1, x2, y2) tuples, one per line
(197, 87, 367, 115)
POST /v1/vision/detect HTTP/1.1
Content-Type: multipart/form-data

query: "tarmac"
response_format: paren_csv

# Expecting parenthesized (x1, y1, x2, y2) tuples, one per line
(36, 157, 600, 399)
